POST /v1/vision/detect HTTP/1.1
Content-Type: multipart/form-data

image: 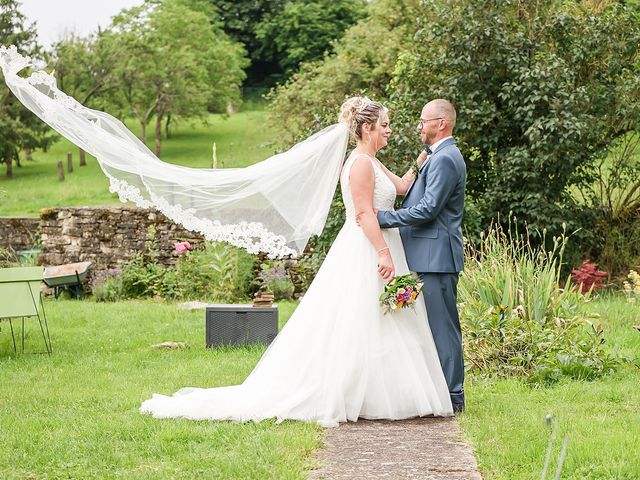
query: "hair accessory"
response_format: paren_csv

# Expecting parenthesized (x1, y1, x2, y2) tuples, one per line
(356, 97, 373, 114)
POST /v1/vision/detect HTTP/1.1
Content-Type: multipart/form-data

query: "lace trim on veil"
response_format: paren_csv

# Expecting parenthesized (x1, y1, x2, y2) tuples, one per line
(105, 173, 296, 257)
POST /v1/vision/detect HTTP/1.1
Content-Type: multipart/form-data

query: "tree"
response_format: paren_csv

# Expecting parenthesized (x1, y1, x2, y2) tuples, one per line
(268, 0, 420, 144)
(52, 32, 122, 108)
(388, 0, 640, 240)
(208, 0, 287, 86)
(209, 0, 365, 88)
(0, 0, 56, 178)
(51, 32, 125, 165)
(255, 0, 367, 74)
(107, 0, 247, 156)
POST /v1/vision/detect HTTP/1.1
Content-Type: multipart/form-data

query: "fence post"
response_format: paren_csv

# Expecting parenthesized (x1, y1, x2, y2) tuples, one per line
(57, 160, 65, 181)
(66, 152, 73, 173)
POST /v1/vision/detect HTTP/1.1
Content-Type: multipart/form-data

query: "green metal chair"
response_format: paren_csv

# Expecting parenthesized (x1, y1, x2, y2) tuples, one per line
(0, 266, 52, 354)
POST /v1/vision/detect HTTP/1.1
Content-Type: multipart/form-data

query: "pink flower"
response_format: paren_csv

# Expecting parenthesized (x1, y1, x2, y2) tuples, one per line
(174, 241, 192, 254)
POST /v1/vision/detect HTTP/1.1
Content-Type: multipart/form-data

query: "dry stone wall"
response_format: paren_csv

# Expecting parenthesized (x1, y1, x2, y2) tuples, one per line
(37, 207, 205, 270)
(0, 217, 40, 253)
(0, 207, 205, 271)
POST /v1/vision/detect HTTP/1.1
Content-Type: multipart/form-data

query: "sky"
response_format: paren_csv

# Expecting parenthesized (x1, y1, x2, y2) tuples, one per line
(21, 0, 145, 48)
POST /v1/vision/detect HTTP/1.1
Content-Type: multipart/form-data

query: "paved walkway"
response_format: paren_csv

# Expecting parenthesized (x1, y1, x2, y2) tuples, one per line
(309, 417, 482, 480)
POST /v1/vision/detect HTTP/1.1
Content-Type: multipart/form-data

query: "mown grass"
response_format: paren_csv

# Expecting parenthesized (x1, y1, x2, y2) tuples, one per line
(0, 111, 276, 217)
(1, 296, 637, 479)
(0, 300, 318, 479)
(459, 295, 640, 480)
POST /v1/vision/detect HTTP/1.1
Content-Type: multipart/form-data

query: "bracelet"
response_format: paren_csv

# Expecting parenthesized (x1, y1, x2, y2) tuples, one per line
(377, 247, 390, 254)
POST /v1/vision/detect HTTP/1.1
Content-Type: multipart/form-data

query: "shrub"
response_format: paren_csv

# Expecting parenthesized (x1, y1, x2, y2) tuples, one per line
(90, 269, 125, 302)
(91, 242, 256, 303)
(570, 261, 608, 295)
(579, 133, 640, 277)
(169, 242, 256, 302)
(255, 260, 295, 300)
(294, 245, 328, 293)
(459, 222, 620, 384)
(623, 270, 640, 304)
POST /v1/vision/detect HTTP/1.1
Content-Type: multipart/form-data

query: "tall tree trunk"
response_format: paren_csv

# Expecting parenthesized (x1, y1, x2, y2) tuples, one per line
(140, 122, 146, 144)
(5, 153, 13, 178)
(155, 112, 164, 157)
(164, 113, 172, 139)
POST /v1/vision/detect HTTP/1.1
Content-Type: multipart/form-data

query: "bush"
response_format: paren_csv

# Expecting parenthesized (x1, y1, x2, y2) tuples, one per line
(623, 270, 640, 304)
(570, 261, 608, 295)
(120, 253, 169, 299)
(578, 133, 640, 277)
(90, 269, 125, 302)
(168, 242, 256, 302)
(459, 222, 620, 384)
(293, 244, 328, 293)
(91, 242, 256, 303)
(254, 260, 295, 300)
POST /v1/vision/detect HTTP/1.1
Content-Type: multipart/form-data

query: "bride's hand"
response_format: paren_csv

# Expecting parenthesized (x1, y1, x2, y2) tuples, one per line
(377, 250, 395, 281)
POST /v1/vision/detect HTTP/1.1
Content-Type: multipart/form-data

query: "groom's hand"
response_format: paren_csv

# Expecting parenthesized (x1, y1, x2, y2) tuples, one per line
(356, 209, 378, 226)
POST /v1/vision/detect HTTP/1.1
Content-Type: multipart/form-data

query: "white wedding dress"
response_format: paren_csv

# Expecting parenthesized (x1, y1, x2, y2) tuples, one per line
(140, 155, 453, 426)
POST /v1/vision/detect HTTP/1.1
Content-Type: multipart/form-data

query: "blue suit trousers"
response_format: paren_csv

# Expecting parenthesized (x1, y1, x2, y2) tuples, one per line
(419, 272, 465, 407)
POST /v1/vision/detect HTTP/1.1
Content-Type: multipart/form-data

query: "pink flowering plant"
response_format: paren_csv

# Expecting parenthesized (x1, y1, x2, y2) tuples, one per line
(174, 241, 192, 254)
(379, 273, 424, 314)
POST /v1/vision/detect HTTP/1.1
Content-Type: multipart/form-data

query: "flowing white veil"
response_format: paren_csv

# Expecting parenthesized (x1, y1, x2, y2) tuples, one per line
(0, 45, 349, 258)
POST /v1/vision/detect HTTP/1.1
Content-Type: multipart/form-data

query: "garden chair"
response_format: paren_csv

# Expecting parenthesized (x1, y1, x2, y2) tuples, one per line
(0, 266, 52, 354)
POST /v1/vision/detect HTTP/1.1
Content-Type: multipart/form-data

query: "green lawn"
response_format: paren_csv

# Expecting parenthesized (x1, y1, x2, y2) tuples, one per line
(1, 296, 637, 479)
(0, 300, 318, 480)
(0, 111, 276, 217)
(459, 295, 640, 480)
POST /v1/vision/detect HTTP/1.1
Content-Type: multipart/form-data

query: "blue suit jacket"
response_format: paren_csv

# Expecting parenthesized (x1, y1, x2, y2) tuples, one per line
(377, 138, 466, 273)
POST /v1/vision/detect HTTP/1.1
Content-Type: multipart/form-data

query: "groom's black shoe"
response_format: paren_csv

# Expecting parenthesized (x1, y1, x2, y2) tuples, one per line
(452, 402, 465, 415)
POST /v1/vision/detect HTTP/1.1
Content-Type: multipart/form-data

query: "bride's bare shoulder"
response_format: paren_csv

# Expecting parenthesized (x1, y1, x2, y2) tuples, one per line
(348, 153, 375, 185)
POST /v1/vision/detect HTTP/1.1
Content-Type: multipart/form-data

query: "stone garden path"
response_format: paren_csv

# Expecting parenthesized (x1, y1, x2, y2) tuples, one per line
(309, 417, 482, 480)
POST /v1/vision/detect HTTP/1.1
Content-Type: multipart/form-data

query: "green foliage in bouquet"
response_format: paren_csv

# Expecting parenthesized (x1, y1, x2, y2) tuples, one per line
(458, 222, 621, 384)
(379, 273, 423, 314)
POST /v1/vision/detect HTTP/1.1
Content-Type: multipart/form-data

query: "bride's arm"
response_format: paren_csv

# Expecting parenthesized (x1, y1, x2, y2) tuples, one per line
(377, 150, 428, 195)
(350, 156, 395, 280)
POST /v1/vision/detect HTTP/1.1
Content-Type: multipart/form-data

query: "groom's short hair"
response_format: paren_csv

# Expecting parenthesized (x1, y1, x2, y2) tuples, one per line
(426, 99, 456, 129)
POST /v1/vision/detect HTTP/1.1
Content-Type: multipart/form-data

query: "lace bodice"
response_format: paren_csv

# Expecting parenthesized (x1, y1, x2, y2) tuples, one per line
(340, 155, 397, 219)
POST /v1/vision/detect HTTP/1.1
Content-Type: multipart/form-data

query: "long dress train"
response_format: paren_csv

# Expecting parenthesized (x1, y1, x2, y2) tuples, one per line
(140, 155, 453, 427)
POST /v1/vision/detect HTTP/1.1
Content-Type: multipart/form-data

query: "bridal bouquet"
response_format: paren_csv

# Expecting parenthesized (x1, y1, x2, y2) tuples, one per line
(380, 274, 424, 314)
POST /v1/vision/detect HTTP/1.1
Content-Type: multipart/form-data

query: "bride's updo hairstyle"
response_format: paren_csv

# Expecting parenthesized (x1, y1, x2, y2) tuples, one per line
(339, 96, 386, 141)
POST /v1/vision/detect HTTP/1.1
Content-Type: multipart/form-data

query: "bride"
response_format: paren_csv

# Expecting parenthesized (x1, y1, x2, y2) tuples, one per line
(139, 97, 453, 426)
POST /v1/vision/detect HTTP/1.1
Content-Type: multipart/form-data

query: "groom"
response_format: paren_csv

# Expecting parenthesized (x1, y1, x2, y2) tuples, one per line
(377, 99, 466, 413)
